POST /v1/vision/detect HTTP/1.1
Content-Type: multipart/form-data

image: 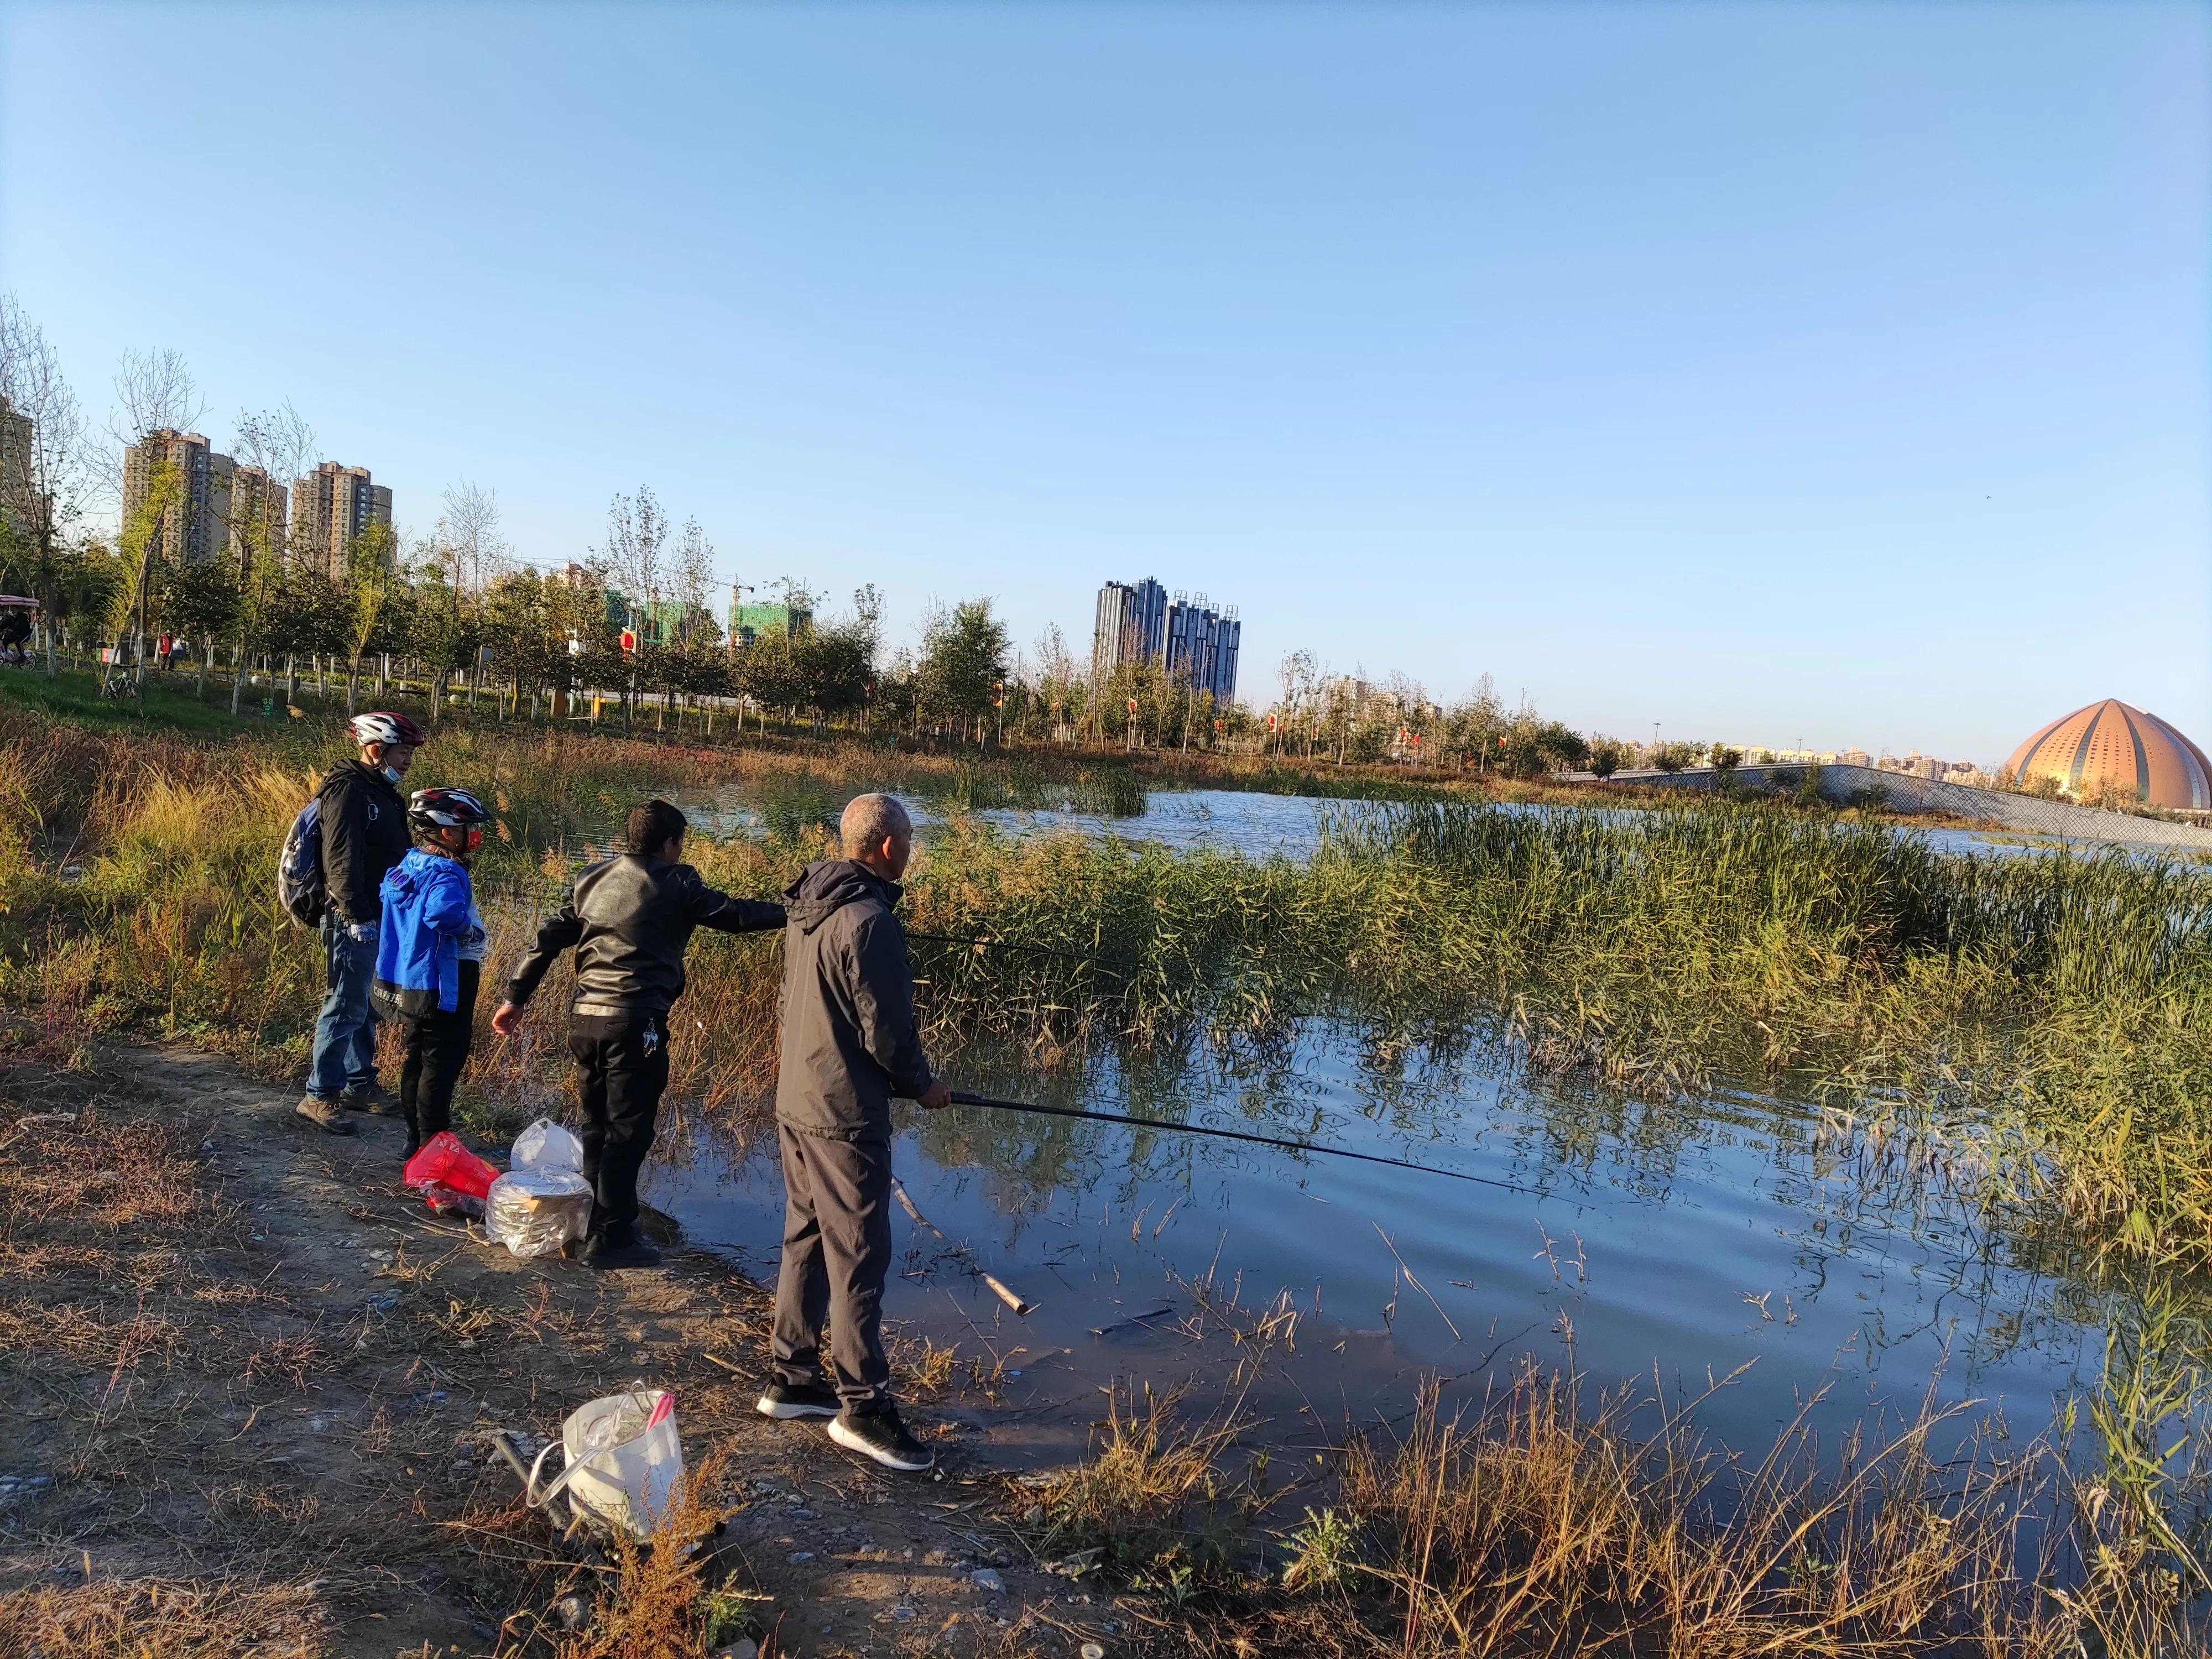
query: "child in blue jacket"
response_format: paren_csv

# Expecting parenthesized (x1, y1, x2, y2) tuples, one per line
(374, 787, 492, 1161)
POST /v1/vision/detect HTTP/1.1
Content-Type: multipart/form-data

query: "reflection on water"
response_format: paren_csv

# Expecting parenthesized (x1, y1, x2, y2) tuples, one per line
(681, 780, 2073, 864)
(641, 775, 2181, 1472)
(646, 1015, 2133, 1469)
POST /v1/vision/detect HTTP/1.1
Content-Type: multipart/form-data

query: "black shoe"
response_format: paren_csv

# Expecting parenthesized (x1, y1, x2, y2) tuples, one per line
(752, 1380, 836, 1425)
(828, 1404, 934, 1472)
(757, 1379, 841, 1420)
(581, 1226, 662, 1270)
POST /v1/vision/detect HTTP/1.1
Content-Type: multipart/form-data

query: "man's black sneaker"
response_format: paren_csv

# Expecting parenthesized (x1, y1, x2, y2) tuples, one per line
(341, 1081, 398, 1115)
(828, 1404, 935, 1472)
(756, 1379, 841, 1421)
(581, 1227, 662, 1270)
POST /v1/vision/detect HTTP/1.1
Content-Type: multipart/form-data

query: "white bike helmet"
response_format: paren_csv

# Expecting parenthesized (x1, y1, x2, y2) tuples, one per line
(348, 711, 428, 749)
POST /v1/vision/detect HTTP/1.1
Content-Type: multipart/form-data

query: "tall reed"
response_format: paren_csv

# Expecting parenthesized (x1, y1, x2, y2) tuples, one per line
(9, 705, 2212, 1269)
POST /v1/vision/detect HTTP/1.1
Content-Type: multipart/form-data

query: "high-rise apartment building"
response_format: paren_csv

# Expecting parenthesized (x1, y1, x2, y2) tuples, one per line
(0, 395, 33, 529)
(1093, 577, 1168, 674)
(728, 599, 811, 648)
(207, 456, 287, 568)
(122, 430, 292, 571)
(290, 462, 393, 577)
(121, 430, 218, 564)
(1093, 576, 1239, 705)
(1163, 594, 1240, 707)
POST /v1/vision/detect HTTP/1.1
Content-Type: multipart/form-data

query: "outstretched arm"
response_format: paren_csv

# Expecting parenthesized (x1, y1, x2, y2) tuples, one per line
(498, 891, 585, 1026)
(680, 866, 785, 934)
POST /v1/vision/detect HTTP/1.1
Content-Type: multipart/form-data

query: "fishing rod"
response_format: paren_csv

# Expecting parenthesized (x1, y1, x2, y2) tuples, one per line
(945, 1089, 1552, 1198)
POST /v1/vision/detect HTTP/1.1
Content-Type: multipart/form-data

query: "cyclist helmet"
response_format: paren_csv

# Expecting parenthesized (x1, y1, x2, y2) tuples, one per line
(408, 786, 491, 852)
(348, 711, 429, 750)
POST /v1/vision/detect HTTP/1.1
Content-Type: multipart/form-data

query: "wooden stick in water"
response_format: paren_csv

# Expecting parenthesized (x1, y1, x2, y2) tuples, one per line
(893, 1180, 1036, 1316)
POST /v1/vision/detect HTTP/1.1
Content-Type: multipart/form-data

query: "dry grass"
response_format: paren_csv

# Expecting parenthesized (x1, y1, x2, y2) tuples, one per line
(548, 1449, 744, 1659)
(1026, 1382, 1266, 1588)
(0, 1575, 335, 1658)
(1077, 1357, 2212, 1659)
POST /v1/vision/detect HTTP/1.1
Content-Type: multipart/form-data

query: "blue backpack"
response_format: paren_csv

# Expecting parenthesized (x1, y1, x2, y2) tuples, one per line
(279, 795, 327, 928)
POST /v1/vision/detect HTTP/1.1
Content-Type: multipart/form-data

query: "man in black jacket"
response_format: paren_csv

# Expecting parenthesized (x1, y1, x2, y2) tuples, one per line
(493, 800, 784, 1269)
(298, 711, 426, 1135)
(757, 792, 949, 1473)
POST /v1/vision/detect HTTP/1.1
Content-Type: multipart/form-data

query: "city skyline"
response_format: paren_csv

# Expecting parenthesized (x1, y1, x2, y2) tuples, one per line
(2, 4, 2205, 759)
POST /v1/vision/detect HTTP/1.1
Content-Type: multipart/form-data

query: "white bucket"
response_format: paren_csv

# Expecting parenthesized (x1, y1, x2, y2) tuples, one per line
(526, 1388, 685, 1538)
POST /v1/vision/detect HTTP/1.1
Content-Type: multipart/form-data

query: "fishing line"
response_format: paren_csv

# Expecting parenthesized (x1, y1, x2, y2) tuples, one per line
(945, 1090, 1553, 1199)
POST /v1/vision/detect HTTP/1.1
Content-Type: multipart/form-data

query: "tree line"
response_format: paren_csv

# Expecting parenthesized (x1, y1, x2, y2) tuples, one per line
(0, 293, 1719, 768)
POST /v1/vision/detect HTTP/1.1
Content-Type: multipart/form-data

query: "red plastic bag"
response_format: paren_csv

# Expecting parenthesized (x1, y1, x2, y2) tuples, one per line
(403, 1131, 500, 1204)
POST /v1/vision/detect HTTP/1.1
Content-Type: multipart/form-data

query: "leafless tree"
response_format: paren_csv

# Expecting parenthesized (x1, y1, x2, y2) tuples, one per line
(672, 518, 714, 628)
(598, 488, 668, 733)
(437, 481, 507, 596)
(0, 294, 92, 674)
(233, 401, 318, 494)
(111, 346, 206, 445)
(598, 488, 667, 609)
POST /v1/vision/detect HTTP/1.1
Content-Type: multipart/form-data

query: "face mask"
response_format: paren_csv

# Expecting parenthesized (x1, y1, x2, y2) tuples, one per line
(383, 765, 403, 784)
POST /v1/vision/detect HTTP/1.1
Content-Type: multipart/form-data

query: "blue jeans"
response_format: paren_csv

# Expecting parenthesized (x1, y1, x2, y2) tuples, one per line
(307, 922, 381, 1099)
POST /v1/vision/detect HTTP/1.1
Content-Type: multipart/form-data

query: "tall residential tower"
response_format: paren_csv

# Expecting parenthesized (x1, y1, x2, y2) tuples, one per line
(290, 462, 392, 577)
(1092, 576, 1240, 705)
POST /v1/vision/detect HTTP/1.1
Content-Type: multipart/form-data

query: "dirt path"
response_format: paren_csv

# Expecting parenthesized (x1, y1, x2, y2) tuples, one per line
(0, 1043, 1130, 1658)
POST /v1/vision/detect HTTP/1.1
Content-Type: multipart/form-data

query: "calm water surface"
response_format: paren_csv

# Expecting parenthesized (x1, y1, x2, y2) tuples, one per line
(686, 781, 2075, 862)
(640, 779, 2163, 1468)
(646, 1020, 2120, 1468)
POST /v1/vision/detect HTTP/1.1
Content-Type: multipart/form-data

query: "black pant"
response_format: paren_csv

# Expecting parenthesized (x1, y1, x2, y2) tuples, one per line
(567, 1011, 669, 1237)
(771, 1123, 894, 1406)
(399, 961, 479, 1155)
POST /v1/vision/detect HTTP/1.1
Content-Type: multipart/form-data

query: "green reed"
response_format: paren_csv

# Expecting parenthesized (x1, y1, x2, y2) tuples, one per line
(885, 799, 2212, 1267)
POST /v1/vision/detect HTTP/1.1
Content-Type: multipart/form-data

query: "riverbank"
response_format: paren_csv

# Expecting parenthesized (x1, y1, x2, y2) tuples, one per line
(3, 1044, 2195, 1658)
(0, 1040, 1114, 1659)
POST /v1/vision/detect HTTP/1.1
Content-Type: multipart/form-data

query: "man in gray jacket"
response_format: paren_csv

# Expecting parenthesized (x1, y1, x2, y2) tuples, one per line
(757, 792, 949, 1472)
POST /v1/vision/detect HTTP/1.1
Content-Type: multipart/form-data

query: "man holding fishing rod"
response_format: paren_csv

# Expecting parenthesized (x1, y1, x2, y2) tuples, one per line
(755, 791, 950, 1474)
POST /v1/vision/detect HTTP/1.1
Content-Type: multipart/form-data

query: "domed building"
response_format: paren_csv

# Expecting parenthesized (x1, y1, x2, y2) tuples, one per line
(2005, 699, 2212, 810)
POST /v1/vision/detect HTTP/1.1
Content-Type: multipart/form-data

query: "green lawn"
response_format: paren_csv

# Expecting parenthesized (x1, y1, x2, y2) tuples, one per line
(0, 661, 331, 739)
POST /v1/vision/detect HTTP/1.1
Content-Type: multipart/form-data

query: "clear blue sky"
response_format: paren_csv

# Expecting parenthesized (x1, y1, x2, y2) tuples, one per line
(3, 2, 2205, 762)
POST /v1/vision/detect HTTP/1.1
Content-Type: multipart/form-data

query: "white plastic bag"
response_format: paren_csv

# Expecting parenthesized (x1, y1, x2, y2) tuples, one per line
(484, 1168, 592, 1259)
(510, 1117, 586, 1175)
(526, 1388, 685, 1538)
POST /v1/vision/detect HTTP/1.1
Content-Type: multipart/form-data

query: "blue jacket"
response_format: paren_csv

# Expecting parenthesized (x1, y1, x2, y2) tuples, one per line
(374, 847, 476, 1016)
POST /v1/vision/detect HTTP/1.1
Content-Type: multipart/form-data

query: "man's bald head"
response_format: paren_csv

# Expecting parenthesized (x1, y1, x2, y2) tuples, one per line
(841, 793, 914, 879)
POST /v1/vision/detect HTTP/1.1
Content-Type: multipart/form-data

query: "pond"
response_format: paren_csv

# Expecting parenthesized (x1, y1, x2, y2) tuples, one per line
(644, 1011, 2130, 1473)
(685, 780, 2062, 863)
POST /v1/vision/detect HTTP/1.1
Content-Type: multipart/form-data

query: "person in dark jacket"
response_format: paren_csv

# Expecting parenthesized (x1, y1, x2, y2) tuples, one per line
(373, 788, 492, 1163)
(757, 792, 950, 1474)
(297, 711, 426, 1135)
(492, 799, 784, 1269)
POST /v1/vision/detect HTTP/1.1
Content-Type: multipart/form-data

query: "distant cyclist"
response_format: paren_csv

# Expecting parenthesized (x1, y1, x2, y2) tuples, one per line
(297, 711, 429, 1135)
